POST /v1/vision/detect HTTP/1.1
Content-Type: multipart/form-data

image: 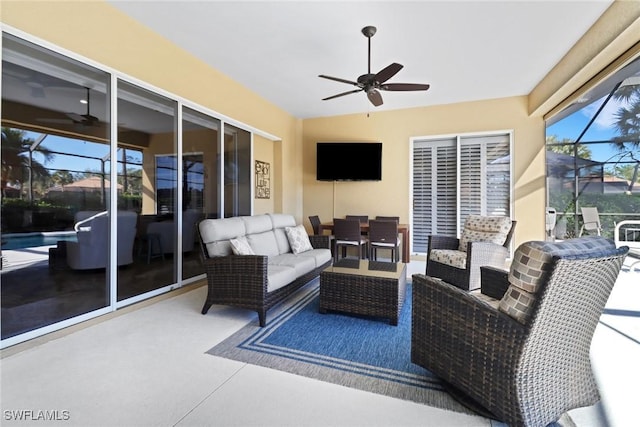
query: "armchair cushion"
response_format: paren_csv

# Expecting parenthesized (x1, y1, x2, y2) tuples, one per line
(429, 249, 467, 269)
(499, 236, 625, 324)
(458, 215, 512, 252)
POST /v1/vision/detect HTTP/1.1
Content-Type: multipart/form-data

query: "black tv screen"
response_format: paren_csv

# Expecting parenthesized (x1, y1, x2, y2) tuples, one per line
(316, 142, 382, 181)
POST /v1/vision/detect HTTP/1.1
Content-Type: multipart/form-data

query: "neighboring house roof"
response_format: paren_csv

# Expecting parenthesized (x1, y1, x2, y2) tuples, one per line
(47, 176, 122, 192)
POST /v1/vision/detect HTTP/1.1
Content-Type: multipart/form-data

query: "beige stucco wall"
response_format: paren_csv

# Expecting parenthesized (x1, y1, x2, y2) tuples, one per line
(3, 0, 639, 247)
(303, 96, 544, 249)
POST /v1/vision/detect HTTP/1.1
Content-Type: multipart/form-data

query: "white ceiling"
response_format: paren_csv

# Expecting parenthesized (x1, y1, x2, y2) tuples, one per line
(108, 1, 613, 119)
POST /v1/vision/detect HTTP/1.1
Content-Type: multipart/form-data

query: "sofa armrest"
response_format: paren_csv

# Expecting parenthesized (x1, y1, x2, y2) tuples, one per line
(411, 273, 525, 409)
(309, 234, 330, 250)
(203, 254, 269, 294)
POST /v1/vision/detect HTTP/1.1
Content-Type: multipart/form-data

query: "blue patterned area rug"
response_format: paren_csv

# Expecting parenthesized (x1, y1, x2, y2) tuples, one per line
(207, 279, 474, 415)
(207, 279, 575, 426)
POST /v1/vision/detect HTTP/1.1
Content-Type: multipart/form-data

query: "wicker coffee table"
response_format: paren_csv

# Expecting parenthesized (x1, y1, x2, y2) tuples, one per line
(319, 259, 407, 325)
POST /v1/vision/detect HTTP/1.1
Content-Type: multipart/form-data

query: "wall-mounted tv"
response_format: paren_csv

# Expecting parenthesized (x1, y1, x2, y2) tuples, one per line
(316, 142, 382, 181)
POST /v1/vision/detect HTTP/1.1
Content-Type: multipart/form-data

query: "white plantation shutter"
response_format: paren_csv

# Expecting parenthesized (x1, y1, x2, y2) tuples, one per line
(412, 138, 456, 253)
(485, 137, 510, 216)
(412, 132, 511, 254)
(435, 144, 457, 236)
(412, 142, 433, 253)
(459, 142, 482, 227)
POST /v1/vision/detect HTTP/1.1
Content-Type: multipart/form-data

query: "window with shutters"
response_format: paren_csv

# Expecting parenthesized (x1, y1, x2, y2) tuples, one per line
(411, 132, 512, 254)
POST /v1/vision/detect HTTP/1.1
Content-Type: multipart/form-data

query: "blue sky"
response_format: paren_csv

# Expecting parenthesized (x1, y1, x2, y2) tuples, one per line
(27, 131, 141, 175)
(545, 95, 636, 165)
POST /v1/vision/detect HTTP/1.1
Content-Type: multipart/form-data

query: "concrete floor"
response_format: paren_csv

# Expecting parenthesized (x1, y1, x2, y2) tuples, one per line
(1, 259, 638, 427)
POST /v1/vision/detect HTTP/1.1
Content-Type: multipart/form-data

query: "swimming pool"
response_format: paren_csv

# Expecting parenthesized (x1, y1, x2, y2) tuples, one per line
(1, 232, 77, 250)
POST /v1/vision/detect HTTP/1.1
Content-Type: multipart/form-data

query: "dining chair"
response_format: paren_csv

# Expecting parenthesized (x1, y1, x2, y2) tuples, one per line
(375, 216, 402, 250)
(308, 215, 323, 235)
(368, 219, 401, 262)
(375, 216, 399, 222)
(346, 215, 369, 223)
(309, 215, 335, 254)
(333, 218, 368, 262)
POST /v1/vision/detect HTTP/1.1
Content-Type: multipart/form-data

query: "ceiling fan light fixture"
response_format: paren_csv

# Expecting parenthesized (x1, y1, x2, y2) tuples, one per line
(319, 25, 430, 107)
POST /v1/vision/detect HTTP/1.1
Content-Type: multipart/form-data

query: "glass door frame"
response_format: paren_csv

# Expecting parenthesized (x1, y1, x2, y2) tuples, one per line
(1, 26, 280, 348)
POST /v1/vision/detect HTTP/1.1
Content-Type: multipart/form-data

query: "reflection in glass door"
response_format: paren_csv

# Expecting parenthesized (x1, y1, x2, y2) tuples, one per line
(117, 80, 177, 301)
(182, 107, 220, 281)
(1, 33, 112, 342)
(224, 124, 251, 218)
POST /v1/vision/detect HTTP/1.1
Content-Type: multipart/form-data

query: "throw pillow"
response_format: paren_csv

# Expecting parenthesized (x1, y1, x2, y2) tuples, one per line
(285, 225, 313, 254)
(229, 236, 255, 255)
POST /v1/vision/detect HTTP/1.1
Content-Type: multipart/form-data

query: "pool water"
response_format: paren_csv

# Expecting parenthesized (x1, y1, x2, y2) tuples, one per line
(1, 233, 77, 250)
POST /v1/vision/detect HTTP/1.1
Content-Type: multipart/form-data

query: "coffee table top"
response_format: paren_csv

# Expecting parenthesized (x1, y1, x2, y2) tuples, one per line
(323, 259, 406, 280)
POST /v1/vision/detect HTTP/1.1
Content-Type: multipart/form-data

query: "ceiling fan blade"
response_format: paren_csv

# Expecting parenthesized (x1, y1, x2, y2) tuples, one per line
(381, 83, 430, 91)
(318, 75, 360, 87)
(367, 89, 383, 107)
(322, 88, 363, 101)
(375, 63, 403, 84)
(66, 112, 86, 122)
(37, 118, 74, 124)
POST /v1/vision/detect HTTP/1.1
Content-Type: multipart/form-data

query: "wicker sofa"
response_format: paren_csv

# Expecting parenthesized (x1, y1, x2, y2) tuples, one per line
(412, 236, 629, 427)
(198, 213, 332, 326)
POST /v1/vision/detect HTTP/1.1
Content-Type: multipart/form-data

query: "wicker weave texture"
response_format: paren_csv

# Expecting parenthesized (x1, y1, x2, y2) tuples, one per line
(319, 263, 407, 325)
(412, 246, 627, 427)
(200, 234, 331, 327)
(426, 225, 514, 291)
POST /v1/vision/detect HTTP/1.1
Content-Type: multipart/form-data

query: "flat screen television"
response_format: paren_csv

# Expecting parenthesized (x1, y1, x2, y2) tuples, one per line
(316, 142, 382, 181)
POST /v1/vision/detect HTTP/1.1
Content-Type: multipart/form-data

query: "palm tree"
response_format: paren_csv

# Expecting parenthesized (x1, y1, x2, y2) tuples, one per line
(1, 127, 53, 199)
(612, 85, 640, 149)
(546, 135, 592, 158)
(611, 84, 640, 191)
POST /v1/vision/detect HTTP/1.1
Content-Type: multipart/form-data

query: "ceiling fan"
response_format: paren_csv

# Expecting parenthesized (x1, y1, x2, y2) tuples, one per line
(37, 87, 101, 128)
(65, 87, 100, 126)
(319, 26, 430, 107)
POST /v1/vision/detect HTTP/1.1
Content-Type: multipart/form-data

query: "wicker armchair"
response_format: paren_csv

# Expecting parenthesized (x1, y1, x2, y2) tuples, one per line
(412, 236, 629, 427)
(426, 215, 516, 291)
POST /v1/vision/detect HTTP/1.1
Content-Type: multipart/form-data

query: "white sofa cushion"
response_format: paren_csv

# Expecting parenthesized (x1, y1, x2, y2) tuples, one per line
(269, 213, 297, 229)
(297, 248, 332, 268)
(270, 213, 297, 254)
(267, 265, 298, 292)
(269, 253, 316, 277)
(243, 214, 273, 234)
(247, 231, 280, 256)
(199, 217, 246, 257)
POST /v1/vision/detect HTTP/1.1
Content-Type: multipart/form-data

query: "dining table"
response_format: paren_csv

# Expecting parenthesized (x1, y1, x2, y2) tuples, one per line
(318, 221, 411, 263)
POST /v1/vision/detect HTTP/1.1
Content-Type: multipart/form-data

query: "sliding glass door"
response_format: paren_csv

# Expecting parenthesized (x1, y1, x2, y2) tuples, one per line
(182, 107, 221, 281)
(1, 33, 112, 340)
